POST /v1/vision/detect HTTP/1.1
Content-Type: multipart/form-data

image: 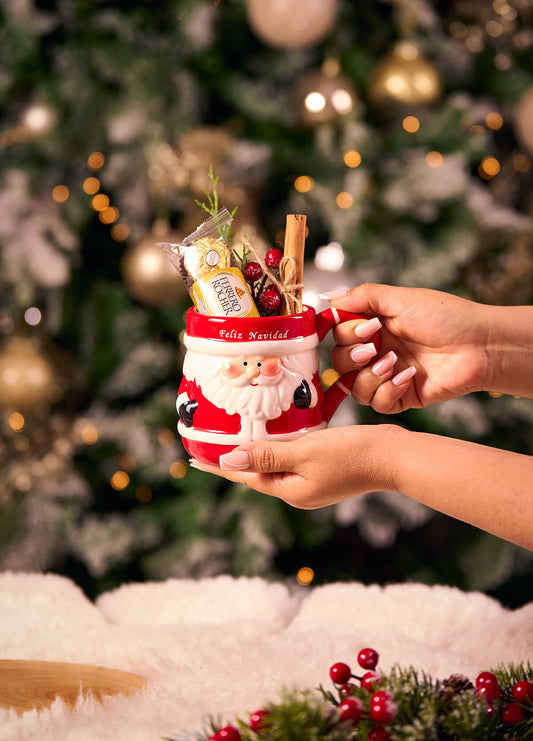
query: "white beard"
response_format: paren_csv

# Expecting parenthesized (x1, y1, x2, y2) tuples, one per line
(184, 349, 318, 422)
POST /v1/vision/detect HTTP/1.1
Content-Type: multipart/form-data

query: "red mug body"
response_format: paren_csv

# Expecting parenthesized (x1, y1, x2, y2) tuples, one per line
(177, 306, 376, 465)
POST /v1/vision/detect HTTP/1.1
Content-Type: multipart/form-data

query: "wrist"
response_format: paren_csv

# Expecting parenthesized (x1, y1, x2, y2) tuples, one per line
(482, 304, 533, 396)
(358, 423, 405, 493)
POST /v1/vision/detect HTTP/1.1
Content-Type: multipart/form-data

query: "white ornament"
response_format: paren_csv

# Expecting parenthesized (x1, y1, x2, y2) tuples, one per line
(245, 0, 339, 49)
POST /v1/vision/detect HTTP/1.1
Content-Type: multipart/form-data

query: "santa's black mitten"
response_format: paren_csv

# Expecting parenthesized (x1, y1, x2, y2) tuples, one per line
(178, 400, 198, 427)
(293, 380, 312, 409)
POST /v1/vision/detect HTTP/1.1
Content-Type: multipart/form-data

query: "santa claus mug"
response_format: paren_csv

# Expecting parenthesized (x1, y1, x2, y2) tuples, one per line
(177, 306, 379, 465)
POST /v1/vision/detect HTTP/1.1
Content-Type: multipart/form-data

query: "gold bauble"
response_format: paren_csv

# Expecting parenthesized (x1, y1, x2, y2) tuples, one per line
(245, 0, 339, 49)
(121, 234, 187, 307)
(0, 338, 55, 410)
(369, 41, 442, 108)
(293, 63, 357, 125)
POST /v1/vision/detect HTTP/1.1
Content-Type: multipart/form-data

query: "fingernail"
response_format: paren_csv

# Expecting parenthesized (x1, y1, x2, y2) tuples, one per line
(354, 316, 382, 339)
(350, 342, 377, 364)
(319, 290, 349, 300)
(392, 365, 417, 386)
(219, 450, 251, 470)
(372, 350, 398, 376)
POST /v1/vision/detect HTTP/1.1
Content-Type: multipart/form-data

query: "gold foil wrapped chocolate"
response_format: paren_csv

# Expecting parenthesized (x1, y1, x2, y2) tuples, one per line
(159, 210, 259, 318)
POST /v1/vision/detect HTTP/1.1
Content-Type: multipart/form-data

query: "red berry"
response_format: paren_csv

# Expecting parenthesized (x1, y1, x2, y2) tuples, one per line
(477, 684, 501, 703)
(338, 696, 364, 725)
(368, 728, 391, 741)
(265, 248, 283, 270)
(370, 690, 397, 724)
(513, 679, 533, 703)
(243, 261, 263, 284)
(475, 671, 499, 691)
(217, 727, 241, 741)
(249, 709, 269, 732)
(358, 647, 379, 670)
(476, 672, 500, 703)
(361, 671, 381, 691)
(340, 682, 356, 696)
(329, 662, 352, 684)
(502, 702, 525, 726)
(259, 285, 281, 312)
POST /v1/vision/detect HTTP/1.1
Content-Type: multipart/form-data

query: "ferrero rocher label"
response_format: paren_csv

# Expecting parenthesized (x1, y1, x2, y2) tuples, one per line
(191, 268, 259, 317)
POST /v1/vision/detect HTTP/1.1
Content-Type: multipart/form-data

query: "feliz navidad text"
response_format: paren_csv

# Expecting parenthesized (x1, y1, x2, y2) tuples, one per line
(218, 329, 292, 341)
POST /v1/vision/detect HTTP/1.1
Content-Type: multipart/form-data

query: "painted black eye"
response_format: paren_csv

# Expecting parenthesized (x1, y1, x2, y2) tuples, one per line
(257, 362, 262, 367)
(243, 361, 248, 366)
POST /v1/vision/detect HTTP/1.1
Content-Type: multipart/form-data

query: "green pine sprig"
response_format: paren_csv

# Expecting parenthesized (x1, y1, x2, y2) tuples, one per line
(194, 165, 238, 242)
(170, 661, 533, 741)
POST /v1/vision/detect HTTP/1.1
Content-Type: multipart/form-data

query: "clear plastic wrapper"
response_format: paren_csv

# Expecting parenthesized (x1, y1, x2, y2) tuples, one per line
(159, 209, 259, 317)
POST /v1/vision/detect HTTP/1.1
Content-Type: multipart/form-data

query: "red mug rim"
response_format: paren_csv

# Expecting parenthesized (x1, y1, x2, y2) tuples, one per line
(185, 305, 318, 343)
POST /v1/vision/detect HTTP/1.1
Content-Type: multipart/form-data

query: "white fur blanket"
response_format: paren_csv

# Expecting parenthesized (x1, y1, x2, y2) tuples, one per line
(0, 572, 532, 740)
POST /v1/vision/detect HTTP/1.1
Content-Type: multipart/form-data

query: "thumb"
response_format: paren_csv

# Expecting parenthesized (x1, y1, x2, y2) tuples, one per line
(332, 282, 398, 318)
(219, 441, 297, 473)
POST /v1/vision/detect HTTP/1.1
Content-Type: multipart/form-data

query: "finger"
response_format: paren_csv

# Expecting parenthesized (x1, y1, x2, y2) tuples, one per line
(332, 316, 382, 347)
(349, 350, 398, 404)
(368, 365, 417, 414)
(189, 441, 302, 495)
(189, 458, 291, 496)
(328, 282, 399, 318)
(331, 342, 378, 373)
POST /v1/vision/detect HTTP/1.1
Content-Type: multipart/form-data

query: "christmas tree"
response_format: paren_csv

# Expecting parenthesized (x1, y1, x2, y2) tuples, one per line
(1, 0, 532, 603)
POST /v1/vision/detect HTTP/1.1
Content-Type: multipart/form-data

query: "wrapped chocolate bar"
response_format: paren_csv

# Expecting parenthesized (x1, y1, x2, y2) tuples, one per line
(159, 209, 259, 318)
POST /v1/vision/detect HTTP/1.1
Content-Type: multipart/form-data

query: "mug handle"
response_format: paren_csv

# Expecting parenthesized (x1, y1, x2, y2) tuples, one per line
(316, 307, 381, 423)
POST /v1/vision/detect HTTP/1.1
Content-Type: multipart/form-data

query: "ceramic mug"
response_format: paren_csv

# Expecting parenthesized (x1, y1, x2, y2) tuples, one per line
(177, 305, 379, 465)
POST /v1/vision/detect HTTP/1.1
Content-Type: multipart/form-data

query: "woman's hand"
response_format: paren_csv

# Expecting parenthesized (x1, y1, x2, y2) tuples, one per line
(327, 283, 491, 414)
(189, 425, 395, 509)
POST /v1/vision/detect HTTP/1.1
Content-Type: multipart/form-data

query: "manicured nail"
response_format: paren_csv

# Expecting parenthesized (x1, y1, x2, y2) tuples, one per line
(188, 458, 205, 471)
(372, 350, 398, 376)
(354, 316, 382, 339)
(392, 365, 417, 386)
(219, 450, 251, 470)
(319, 290, 349, 300)
(350, 342, 377, 364)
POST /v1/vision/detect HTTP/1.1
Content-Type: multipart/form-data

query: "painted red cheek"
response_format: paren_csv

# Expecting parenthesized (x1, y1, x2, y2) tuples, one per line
(222, 360, 244, 379)
(260, 357, 282, 377)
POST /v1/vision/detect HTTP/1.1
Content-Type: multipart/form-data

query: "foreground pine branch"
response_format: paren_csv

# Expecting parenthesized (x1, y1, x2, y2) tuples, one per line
(167, 649, 533, 741)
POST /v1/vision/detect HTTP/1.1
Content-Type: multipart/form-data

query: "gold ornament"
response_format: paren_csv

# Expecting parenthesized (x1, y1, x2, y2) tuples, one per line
(121, 233, 187, 307)
(245, 0, 339, 49)
(369, 41, 442, 108)
(293, 62, 357, 125)
(0, 338, 55, 410)
(514, 85, 533, 155)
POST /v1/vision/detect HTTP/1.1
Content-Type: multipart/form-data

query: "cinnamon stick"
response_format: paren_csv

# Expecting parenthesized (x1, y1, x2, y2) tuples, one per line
(280, 213, 306, 315)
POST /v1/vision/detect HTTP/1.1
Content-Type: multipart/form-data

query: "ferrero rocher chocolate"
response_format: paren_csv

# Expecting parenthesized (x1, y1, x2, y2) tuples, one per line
(159, 212, 260, 318)
(182, 237, 233, 279)
(184, 237, 259, 318)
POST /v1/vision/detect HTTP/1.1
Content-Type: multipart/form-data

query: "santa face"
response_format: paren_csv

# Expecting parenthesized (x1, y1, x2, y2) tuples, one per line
(221, 356, 283, 387)
(183, 347, 318, 422)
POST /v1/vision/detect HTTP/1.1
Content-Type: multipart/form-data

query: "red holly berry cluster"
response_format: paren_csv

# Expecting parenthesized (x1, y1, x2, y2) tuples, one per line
(475, 671, 533, 727)
(241, 248, 283, 315)
(329, 648, 396, 739)
(204, 650, 533, 740)
(206, 708, 269, 740)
